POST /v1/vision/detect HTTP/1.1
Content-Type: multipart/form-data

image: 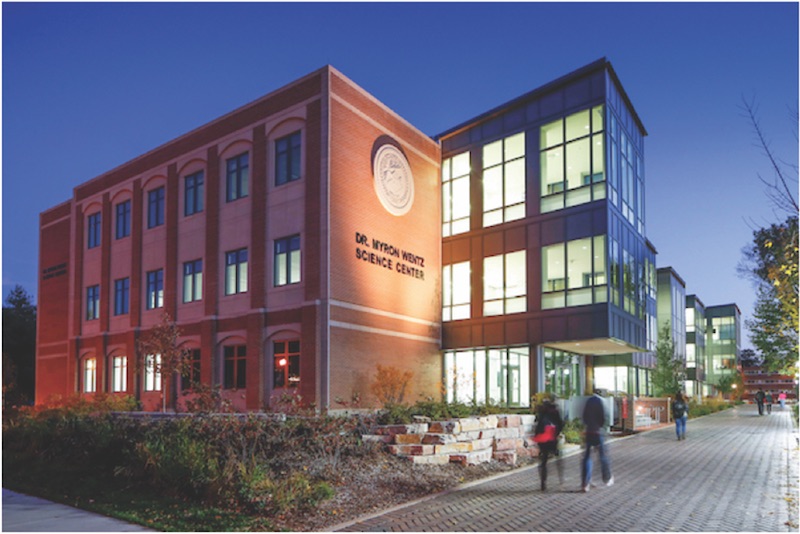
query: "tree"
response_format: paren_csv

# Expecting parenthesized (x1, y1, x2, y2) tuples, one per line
(746, 285, 798, 375)
(651, 323, 686, 397)
(136, 312, 191, 412)
(715, 374, 735, 400)
(2, 285, 37, 407)
(738, 348, 762, 367)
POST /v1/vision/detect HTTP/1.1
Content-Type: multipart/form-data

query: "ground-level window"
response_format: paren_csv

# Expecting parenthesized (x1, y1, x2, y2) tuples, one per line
(144, 353, 161, 391)
(83, 357, 97, 393)
(223, 345, 246, 389)
(273, 340, 300, 388)
(543, 348, 582, 399)
(111, 355, 127, 392)
(444, 346, 530, 407)
(181, 349, 201, 391)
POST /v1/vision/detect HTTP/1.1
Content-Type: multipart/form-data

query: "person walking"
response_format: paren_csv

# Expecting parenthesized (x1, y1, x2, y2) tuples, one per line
(765, 391, 773, 414)
(581, 390, 613, 493)
(672, 392, 689, 441)
(533, 394, 564, 491)
(755, 388, 765, 415)
(779, 391, 787, 410)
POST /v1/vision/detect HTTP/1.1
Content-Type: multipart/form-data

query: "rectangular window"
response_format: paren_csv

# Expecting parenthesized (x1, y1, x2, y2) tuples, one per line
(225, 249, 248, 295)
(111, 355, 127, 392)
(114, 277, 129, 316)
(483, 250, 526, 316)
(275, 131, 302, 186)
(483, 132, 525, 227)
(83, 358, 97, 393)
(542, 235, 606, 310)
(146, 269, 164, 310)
(540, 105, 604, 214)
(273, 340, 300, 388)
(184, 171, 204, 216)
(147, 187, 165, 228)
(144, 353, 161, 391)
(183, 259, 203, 303)
(181, 349, 201, 391)
(224, 345, 247, 389)
(86, 285, 100, 320)
(444, 347, 529, 407)
(115, 200, 131, 239)
(274, 235, 301, 286)
(442, 152, 471, 237)
(87, 212, 101, 249)
(443, 261, 471, 321)
(226, 153, 249, 202)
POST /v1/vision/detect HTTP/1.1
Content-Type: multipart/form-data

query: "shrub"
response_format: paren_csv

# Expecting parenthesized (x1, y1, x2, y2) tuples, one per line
(562, 418, 584, 444)
(370, 365, 413, 406)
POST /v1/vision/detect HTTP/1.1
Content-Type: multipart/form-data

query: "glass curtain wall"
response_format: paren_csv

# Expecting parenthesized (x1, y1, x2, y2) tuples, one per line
(444, 347, 530, 407)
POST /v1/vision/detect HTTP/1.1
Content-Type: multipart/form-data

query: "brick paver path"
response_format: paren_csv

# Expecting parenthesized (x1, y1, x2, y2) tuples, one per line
(334, 404, 798, 532)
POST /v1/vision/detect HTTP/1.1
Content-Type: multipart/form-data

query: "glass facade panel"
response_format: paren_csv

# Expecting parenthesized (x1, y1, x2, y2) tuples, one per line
(442, 152, 471, 237)
(484, 251, 526, 316)
(446, 347, 530, 407)
(443, 261, 471, 321)
(482, 132, 525, 227)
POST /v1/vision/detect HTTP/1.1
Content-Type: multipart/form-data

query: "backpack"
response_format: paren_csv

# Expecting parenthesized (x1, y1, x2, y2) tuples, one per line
(674, 401, 687, 418)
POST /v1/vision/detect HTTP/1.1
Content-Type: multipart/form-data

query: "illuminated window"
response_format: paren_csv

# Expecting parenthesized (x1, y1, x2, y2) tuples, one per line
(146, 269, 164, 310)
(273, 340, 300, 388)
(540, 105, 604, 213)
(225, 248, 248, 295)
(542, 235, 606, 309)
(181, 349, 201, 391)
(226, 153, 249, 202)
(274, 236, 301, 287)
(442, 152, 471, 237)
(443, 261, 471, 321)
(111, 355, 127, 393)
(224, 345, 246, 389)
(144, 353, 161, 392)
(83, 358, 97, 393)
(183, 259, 203, 303)
(275, 131, 302, 186)
(86, 285, 100, 320)
(444, 346, 529, 407)
(483, 132, 525, 227)
(483, 250, 526, 316)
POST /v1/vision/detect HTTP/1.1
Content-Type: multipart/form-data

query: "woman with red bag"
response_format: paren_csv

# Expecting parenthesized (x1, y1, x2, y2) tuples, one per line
(534, 394, 564, 491)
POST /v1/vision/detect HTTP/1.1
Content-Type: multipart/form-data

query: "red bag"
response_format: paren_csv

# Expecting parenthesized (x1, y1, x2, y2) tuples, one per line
(534, 424, 557, 443)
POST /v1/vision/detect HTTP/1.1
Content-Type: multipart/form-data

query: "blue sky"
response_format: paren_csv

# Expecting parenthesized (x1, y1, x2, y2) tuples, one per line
(3, 2, 798, 352)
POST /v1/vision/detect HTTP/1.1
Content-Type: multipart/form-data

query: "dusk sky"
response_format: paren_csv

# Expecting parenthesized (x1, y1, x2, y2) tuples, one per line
(3, 2, 798, 352)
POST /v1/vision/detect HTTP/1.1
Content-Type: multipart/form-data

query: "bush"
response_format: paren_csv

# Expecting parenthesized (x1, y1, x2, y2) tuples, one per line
(561, 418, 584, 444)
(688, 398, 732, 418)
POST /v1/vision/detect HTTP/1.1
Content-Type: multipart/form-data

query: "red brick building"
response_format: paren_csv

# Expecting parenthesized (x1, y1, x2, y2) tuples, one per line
(740, 366, 797, 404)
(37, 66, 442, 411)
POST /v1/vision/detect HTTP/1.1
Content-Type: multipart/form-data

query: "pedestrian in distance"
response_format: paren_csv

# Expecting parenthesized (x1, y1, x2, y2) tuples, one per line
(533, 394, 564, 491)
(765, 391, 773, 414)
(779, 391, 787, 410)
(672, 391, 689, 441)
(755, 388, 765, 416)
(580, 390, 613, 493)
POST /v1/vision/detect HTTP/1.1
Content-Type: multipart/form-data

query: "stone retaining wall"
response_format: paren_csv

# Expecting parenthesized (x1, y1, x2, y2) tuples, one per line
(364, 414, 539, 466)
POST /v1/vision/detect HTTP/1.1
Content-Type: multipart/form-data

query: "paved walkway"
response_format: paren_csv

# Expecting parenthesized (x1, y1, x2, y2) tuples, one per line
(333, 404, 798, 532)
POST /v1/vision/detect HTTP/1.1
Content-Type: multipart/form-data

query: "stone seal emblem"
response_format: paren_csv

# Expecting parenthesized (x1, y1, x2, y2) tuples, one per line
(373, 143, 414, 216)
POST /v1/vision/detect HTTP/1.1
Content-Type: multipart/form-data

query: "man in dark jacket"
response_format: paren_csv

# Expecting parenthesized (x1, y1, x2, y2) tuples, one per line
(755, 388, 765, 416)
(581, 391, 613, 492)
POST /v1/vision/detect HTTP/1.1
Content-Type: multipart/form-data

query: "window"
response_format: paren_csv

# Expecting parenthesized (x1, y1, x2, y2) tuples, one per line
(184, 171, 204, 216)
(225, 249, 248, 295)
(183, 259, 203, 303)
(83, 358, 97, 393)
(273, 340, 300, 388)
(540, 105, 605, 213)
(542, 235, 607, 309)
(275, 131, 302, 186)
(442, 152, 471, 237)
(224, 345, 246, 389)
(146, 269, 164, 310)
(144, 353, 161, 391)
(86, 285, 100, 320)
(181, 349, 201, 391)
(147, 187, 165, 228)
(114, 278, 129, 316)
(444, 347, 530, 407)
(87, 212, 101, 248)
(443, 261, 471, 321)
(226, 153, 249, 202)
(115, 200, 131, 239)
(483, 132, 525, 227)
(274, 236, 301, 286)
(111, 355, 127, 392)
(483, 250, 526, 316)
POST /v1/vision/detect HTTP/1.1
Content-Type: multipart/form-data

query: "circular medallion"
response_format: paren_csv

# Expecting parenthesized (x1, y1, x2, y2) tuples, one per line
(373, 143, 414, 216)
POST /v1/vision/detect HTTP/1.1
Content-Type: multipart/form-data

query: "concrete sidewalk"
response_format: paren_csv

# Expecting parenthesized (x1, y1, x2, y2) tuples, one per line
(333, 404, 798, 532)
(1, 489, 154, 532)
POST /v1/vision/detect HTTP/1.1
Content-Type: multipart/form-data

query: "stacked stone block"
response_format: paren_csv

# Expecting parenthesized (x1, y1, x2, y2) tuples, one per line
(365, 414, 538, 466)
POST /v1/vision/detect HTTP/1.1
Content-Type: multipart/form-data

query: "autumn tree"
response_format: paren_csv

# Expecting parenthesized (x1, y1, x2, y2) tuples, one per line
(136, 312, 192, 412)
(370, 365, 413, 407)
(2, 285, 36, 407)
